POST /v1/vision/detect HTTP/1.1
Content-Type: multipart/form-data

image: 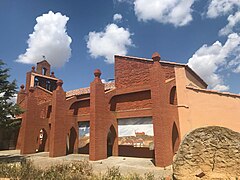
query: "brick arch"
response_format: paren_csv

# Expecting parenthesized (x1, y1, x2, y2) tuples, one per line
(66, 127, 77, 154)
(109, 90, 152, 111)
(69, 100, 90, 116)
(107, 125, 117, 157)
(37, 128, 48, 152)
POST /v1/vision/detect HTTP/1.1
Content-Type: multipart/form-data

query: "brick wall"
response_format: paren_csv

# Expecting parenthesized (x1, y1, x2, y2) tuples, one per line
(115, 56, 152, 89)
(115, 56, 176, 89)
(109, 91, 152, 111)
(69, 100, 90, 115)
(34, 87, 52, 104)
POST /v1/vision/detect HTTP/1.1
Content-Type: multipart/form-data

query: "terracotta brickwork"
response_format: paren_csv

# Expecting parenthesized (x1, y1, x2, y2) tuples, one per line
(16, 53, 240, 168)
(109, 91, 152, 112)
(69, 100, 90, 116)
(115, 56, 152, 89)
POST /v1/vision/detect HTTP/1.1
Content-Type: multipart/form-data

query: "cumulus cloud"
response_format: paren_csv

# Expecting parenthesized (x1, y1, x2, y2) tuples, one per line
(219, 12, 240, 36)
(188, 33, 240, 91)
(206, 0, 240, 18)
(0, 93, 17, 104)
(134, 0, 195, 27)
(17, 11, 72, 68)
(87, 23, 133, 63)
(233, 65, 240, 73)
(113, 13, 123, 22)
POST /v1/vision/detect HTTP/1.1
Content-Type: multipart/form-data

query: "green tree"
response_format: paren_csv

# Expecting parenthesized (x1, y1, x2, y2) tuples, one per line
(0, 60, 23, 129)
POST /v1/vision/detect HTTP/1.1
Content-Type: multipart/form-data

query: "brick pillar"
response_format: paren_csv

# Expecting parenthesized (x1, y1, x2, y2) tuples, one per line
(150, 52, 172, 167)
(16, 84, 27, 149)
(89, 69, 108, 161)
(49, 80, 67, 157)
(20, 88, 38, 154)
(25, 67, 35, 92)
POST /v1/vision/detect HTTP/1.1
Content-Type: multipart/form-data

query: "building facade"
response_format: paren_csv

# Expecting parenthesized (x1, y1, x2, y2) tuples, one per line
(16, 52, 240, 167)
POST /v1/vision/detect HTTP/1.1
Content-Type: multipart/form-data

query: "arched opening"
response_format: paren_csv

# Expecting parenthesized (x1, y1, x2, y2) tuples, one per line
(172, 122, 180, 154)
(37, 129, 47, 152)
(170, 86, 177, 105)
(66, 127, 77, 154)
(42, 67, 47, 75)
(107, 125, 117, 157)
(46, 80, 51, 91)
(78, 121, 90, 154)
(34, 77, 39, 87)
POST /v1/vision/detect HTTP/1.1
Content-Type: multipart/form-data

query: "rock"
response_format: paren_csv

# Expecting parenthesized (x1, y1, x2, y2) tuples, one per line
(173, 126, 240, 180)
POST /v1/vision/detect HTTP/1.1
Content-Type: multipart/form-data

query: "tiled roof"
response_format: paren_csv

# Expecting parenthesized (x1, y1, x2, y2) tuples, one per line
(66, 81, 115, 97)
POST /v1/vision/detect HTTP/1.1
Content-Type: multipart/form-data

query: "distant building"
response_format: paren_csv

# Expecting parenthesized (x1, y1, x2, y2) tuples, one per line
(16, 52, 240, 167)
(135, 132, 145, 136)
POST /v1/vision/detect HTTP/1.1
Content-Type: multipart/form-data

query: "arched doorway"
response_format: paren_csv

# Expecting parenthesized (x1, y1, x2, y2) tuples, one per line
(107, 125, 117, 157)
(172, 122, 180, 154)
(66, 127, 77, 154)
(37, 129, 47, 152)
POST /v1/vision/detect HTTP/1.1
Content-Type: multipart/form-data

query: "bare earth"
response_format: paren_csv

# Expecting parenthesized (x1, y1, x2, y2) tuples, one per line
(0, 150, 172, 178)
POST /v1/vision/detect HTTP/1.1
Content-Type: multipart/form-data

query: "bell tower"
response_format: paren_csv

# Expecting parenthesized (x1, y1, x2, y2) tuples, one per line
(36, 59, 51, 76)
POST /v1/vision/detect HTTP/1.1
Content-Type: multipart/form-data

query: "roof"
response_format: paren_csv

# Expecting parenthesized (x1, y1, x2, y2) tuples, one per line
(66, 81, 115, 97)
(115, 55, 208, 87)
(37, 60, 50, 65)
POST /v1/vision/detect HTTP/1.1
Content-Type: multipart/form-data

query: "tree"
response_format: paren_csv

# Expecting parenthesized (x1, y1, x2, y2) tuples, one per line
(0, 60, 23, 129)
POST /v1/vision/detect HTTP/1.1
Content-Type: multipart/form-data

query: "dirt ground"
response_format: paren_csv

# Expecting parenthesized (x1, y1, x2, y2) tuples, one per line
(0, 150, 172, 178)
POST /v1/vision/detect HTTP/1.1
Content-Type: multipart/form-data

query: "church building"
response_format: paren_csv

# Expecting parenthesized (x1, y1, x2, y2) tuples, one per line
(16, 52, 240, 167)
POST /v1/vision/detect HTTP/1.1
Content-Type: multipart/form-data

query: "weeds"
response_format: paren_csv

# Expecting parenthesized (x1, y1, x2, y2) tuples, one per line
(0, 160, 160, 180)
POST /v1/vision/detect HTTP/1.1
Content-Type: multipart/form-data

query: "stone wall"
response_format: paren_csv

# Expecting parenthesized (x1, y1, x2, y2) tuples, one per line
(173, 126, 240, 179)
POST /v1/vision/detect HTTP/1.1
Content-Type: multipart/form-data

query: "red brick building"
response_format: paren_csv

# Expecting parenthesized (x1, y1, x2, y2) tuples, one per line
(16, 52, 240, 167)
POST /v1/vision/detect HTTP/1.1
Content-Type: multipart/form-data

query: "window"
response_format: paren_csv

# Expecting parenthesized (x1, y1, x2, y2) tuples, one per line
(170, 86, 177, 105)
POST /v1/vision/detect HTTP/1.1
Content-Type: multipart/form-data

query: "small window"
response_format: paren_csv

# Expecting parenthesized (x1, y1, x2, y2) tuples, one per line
(47, 106, 52, 118)
(170, 86, 177, 105)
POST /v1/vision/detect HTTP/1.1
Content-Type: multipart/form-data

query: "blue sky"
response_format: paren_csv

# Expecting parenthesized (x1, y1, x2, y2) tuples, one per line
(0, 0, 239, 93)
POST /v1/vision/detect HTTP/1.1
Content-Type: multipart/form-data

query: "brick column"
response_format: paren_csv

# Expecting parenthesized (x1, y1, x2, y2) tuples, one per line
(49, 80, 67, 157)
(20, 88, 38, 154)
(16, 84, 27, 150)
(150, 52, 172, 167)
(89, 69, 108, 160)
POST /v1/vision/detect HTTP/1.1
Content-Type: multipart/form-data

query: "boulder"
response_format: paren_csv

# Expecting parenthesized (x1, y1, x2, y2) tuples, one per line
(173, 126, 240, 179)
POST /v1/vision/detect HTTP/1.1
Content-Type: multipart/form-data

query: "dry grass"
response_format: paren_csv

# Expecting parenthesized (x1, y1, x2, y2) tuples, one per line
(0, 160, 162, 180)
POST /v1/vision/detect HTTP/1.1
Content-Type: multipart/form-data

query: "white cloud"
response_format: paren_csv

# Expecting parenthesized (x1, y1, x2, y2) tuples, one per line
(17, 11, 72, 68)
(233, 64, 240, 73)
(113, 13, 123, 22)
(87, 23, 133, 64)
(134, 0, 195, 27)
(219, 12, 240, 36)
(206, 0, 240, 18)
(101, 79, 107, 83)
(0, 93, 17, 104)
(188, 33, 240, 91)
